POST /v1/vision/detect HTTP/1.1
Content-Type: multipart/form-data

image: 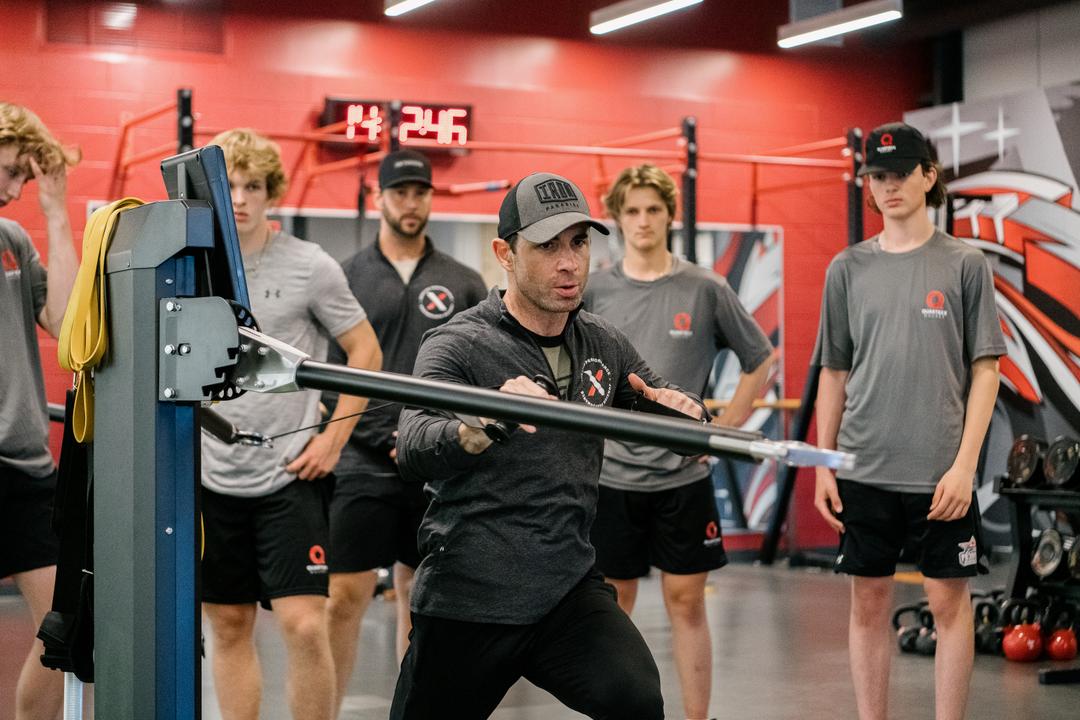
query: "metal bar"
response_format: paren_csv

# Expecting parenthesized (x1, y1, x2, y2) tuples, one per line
(176, 88, 193, 154)
(758, 364, 821, 565)
(755, 175, 846, 195)
(289, 360, 852, 469)
(750, 162, 758, 229)
(599, 127, 682, 147)
(699, 152, 849, 169)
(109, 99, 179, 199)
(720, 457, 749, 530)
(759, 136, 847, 156)
(681, 117, 697, 263)
(847, 128, 864, 246)
(403, 138, 684, 161)
(705, 398, 801, 411)
(196, 127, 371, 145)
(120, 142, 178, 171)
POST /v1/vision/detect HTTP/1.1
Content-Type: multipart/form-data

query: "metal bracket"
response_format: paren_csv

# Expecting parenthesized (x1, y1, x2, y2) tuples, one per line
(158, 297, 241, 401)
(230, 326, 311, 394)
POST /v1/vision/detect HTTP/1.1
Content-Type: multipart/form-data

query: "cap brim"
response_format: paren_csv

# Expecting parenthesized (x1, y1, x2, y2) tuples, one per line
(857, 157, 920, 177)
(381, 175, 433, 189)
(517, 212, 610, 243)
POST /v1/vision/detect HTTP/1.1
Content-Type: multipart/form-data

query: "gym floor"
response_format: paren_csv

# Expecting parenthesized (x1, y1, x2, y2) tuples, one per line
(2, 562, 1078, 719)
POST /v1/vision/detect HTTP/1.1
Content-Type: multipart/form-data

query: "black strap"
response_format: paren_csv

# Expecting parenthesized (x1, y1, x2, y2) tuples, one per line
(37, 388, 95, 682)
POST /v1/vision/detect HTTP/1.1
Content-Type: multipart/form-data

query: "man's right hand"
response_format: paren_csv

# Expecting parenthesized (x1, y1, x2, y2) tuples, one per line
(814, 467, 845, 533)
(456, 376, 556, 455)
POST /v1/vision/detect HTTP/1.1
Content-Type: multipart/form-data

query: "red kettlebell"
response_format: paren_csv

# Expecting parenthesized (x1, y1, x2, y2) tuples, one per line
(1045, 606, 1078, 662)
(1002, 601, 1043, 662)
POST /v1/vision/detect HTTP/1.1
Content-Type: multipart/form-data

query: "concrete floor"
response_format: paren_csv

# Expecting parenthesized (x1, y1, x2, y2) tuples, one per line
(3, 563, 1079, 719)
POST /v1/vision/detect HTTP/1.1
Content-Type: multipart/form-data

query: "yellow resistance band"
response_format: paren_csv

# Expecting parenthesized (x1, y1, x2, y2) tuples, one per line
(57, 198, 144, 442)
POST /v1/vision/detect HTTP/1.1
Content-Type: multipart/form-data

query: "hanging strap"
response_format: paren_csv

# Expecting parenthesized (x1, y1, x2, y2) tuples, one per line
(57, 197, 144, 442)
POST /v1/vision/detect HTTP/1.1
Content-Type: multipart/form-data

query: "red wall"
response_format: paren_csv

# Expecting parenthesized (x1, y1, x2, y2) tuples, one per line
(1, 2, 922, 550)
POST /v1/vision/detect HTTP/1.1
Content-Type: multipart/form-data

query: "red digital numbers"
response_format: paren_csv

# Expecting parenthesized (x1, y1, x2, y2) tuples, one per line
(400, 105, 469, 146)
(341, 102, 470, 147)
(345, 104, 383, 143)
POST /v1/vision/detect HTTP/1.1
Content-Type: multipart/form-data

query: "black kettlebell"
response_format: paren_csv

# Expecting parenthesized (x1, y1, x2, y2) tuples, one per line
(974, 599, 1004, 655)
(893, 602, 927, 654)
(914, 607, 938, 656)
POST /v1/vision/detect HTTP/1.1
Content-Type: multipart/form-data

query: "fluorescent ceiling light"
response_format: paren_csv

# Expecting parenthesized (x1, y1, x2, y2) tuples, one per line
(101, 3, 137, 30)
(590, 0, 704, 36)
(778, 0, 902, 49)
(384, 0, 438, 17)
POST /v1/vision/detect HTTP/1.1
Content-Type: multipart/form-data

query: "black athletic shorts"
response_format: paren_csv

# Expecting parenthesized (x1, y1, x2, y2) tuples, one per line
(834, 479, 988, 578)
(0, 464, 59, 578)
(329, 472, 427, 572)
(389, 571, 663, 720)
(201, 477, 331, 608)
(591, 476, 728, 579)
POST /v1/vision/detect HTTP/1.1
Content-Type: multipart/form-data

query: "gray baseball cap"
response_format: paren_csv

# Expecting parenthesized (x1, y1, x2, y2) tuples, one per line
(498, 172, 610, 243)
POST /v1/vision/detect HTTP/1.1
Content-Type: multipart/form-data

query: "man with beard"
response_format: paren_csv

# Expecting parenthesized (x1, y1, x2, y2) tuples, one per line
(325, 150, 486, 716)
(389, 172, 704, 719)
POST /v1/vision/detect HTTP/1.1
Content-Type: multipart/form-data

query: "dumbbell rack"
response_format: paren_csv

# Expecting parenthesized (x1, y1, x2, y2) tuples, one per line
(997, 478, 1080, 684)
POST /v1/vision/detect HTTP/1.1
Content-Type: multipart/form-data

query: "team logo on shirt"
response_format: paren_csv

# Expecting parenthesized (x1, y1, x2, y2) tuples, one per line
(703, 520, 723, 547)
(307, 544, 328, 574)
(921, 290, 948, 319)
(418, 285, 455, 320)
(669, 311, 693, 339)
(578, 357, 613, 406)
(2, 249, 20, 278)
(957, 536, 977, 568)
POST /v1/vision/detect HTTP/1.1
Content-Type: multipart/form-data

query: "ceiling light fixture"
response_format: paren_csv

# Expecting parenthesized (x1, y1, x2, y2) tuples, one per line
(384, 0, 438, 18)
(777, 0, 902, 49)
(590, 0, 704, 36)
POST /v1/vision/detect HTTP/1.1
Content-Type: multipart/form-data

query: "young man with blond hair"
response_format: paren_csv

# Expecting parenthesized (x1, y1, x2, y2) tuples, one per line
(813, 123, 1004, 720)
(199, 128, 382, 720)
(0, 101, 79, 720)
(583, 163, 773, 720)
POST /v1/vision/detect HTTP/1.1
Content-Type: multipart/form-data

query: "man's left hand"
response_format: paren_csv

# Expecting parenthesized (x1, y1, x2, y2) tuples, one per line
(927, 465, 974, 522)
(285, 432, 341, 481)
(627, 372, 703, 420)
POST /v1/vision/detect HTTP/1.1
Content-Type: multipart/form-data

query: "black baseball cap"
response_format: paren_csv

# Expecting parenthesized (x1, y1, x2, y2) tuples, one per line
(858, 123, 933, 177)
(498, 172, 610, 243)
(378, 149, 432, 189)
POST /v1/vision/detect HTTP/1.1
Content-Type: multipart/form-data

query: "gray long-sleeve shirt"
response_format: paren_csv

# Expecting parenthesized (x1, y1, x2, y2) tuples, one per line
(397, 289, 700, 624)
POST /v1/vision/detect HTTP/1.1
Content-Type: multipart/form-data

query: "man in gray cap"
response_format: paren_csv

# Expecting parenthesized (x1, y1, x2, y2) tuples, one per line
(389, 172, 705, 719)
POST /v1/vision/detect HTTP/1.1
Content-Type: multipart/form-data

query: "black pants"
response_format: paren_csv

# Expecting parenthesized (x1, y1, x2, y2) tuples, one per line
(389, 572, 664, 720)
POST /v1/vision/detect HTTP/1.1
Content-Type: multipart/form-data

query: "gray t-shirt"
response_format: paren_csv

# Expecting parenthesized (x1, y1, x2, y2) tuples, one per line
(201, 232, 367, 497)
(0, 219, 53, 477)
(811, 231, 1006, 492)
(583, 258, 773, 491)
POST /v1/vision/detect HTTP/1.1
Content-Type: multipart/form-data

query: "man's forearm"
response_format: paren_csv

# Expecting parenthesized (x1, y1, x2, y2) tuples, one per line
(41, 211, 77, 338)
(951, 358, 1000, 472)
(815, 368, 848, 450)
(717, 352, 775, 426)
(397, 410, 478, 482)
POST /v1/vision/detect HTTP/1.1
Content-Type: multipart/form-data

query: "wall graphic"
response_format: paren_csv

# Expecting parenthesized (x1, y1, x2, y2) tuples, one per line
(906, 82, 1080, 547)
(700, 229, 785, 531)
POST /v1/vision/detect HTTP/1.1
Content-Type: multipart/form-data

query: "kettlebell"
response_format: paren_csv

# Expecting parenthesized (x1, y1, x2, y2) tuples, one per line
(893, 602, 926, 654)
(973, 599, 1004, 655)
(1044, 605, 1078, 662)
(1002, 600, 1043, 662)
(914, 607, 938, 656)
